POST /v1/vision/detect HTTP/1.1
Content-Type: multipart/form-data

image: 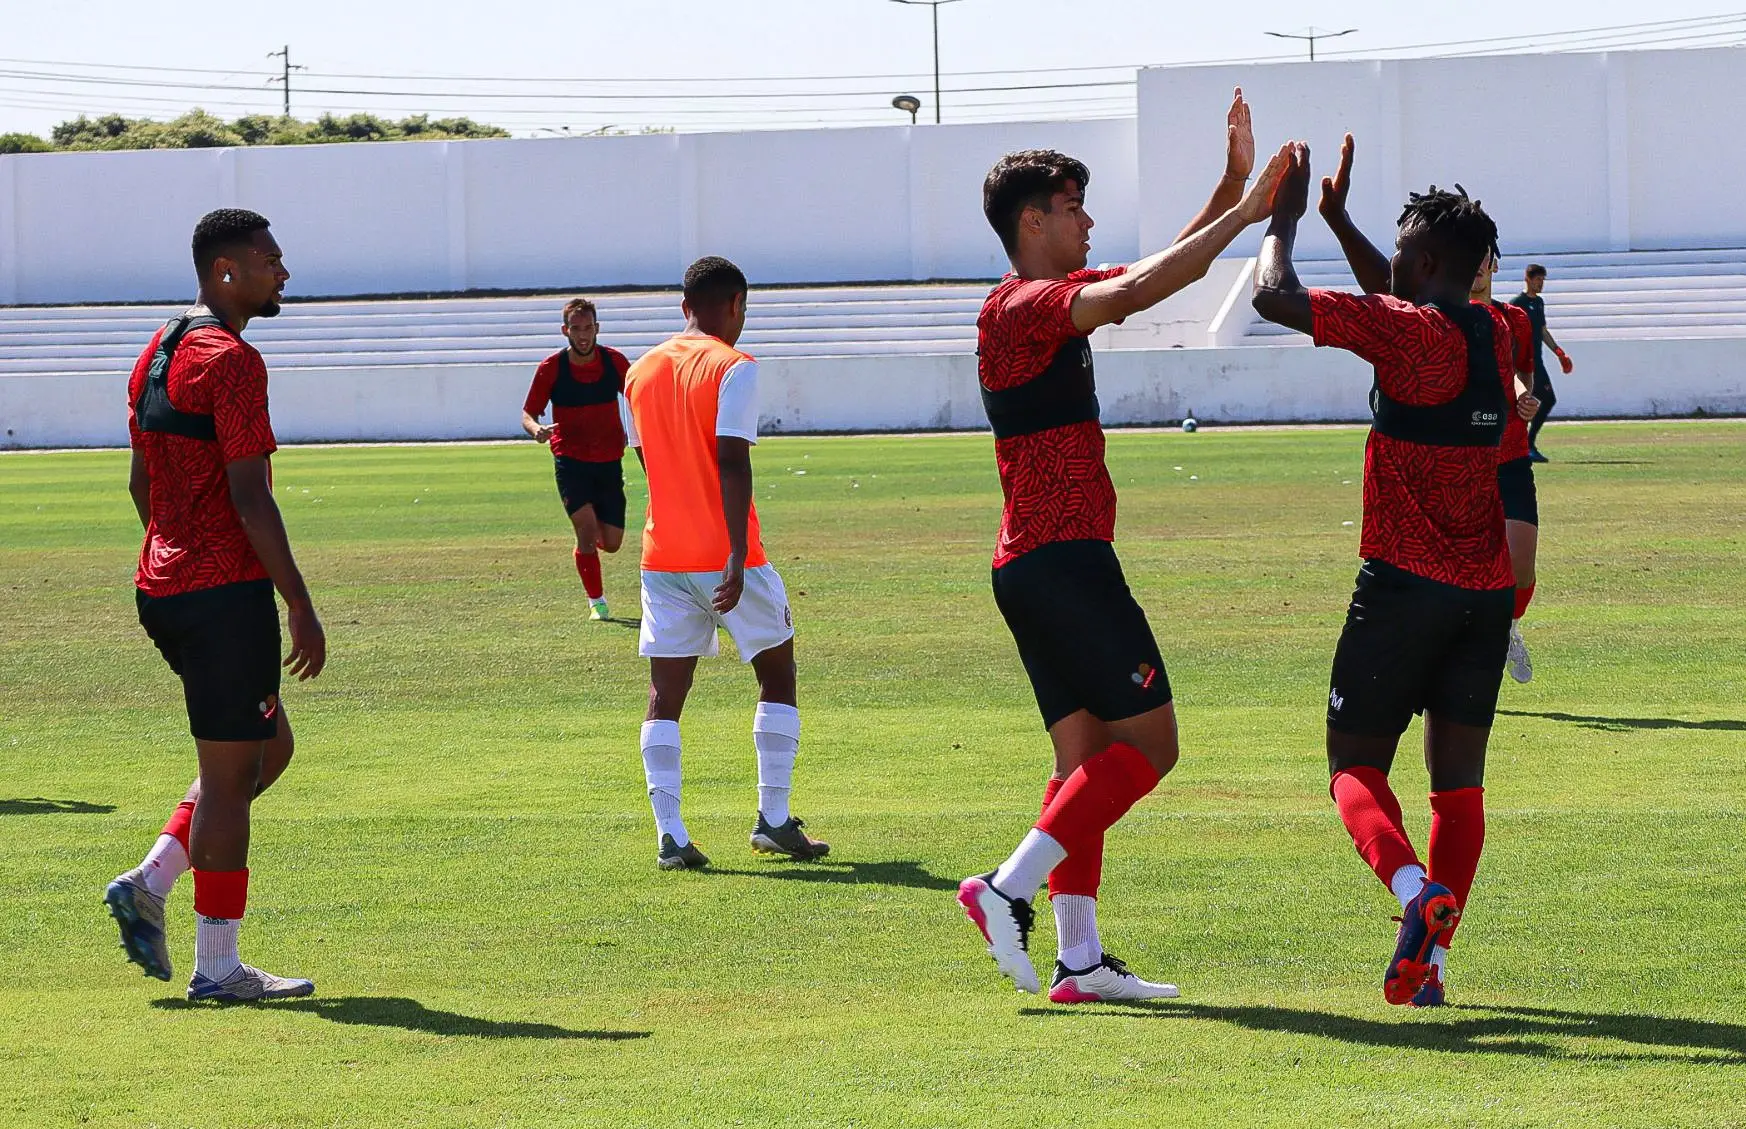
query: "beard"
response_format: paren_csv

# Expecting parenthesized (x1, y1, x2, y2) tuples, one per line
(257, 297, 283, 318)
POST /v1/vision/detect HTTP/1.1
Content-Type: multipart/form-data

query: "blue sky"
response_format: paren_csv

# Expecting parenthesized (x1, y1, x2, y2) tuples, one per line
(2, 1, 1742, 136)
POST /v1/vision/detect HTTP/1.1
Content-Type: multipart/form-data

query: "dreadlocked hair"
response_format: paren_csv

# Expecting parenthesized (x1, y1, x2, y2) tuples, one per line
(1397, 183, 1498, 282)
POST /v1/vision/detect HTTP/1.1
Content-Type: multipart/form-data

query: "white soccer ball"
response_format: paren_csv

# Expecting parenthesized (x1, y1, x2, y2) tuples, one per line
(1181, 417, 1198, 433)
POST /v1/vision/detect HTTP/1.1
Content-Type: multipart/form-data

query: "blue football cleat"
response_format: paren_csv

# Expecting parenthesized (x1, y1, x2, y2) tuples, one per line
(105, 872, 172, 982)
(187, 964, 315, 1002)
(1410, 972, 1447, 1008)
(1384, 880, 1460, 1005)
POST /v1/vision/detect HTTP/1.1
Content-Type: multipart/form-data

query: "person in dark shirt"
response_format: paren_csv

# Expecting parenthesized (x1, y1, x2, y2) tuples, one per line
(956, 88, 1293, 1003)
(105, 209, 326, 1003)
(1252, 141, 1519, 1009)
(522, 298, 631, 621)
(1511, 264, 1573, 462)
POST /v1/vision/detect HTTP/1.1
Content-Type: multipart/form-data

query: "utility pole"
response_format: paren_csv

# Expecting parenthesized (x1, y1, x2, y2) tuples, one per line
(1263, 26, 1358, 61)
(890, 0, 965, 124)
(266, 46, 305, 117)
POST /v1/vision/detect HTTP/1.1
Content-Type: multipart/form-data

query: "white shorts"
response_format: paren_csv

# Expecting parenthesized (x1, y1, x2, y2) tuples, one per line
(639, 565, 794, 662)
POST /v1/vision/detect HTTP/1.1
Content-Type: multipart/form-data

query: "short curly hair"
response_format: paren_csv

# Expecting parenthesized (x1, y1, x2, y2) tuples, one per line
(191, 208, 271, 276)
(562, 297, 597, 325)
(982, 149, 1090, 255)
(1397, 185, 1497, 285)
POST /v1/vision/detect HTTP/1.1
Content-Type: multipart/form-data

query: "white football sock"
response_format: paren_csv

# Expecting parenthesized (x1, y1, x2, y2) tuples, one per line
(991, 829, 1066, 902)
(641, 720, 688, 846)
(1389, 864, 1429, 910)
(1430, 944, 1449, 981)
(1053, 893, 1101, 971)
(138, 833, 189, 898)
(753, 702, 799, 827)
(194, 916, 242, 982)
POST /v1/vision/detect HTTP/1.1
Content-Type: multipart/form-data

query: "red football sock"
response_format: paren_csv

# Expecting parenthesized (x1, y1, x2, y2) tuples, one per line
(1330, 766, 1421, 889)
(574, 548, 603, 599)
(161, 799, 196, 852)
(1042, 774, 1103, 899)
(1035, 743, 1159, 866)
(1429, 787, 1485, 943)
(192, 867, 249, 920)
(1513, 584, 1535, 621)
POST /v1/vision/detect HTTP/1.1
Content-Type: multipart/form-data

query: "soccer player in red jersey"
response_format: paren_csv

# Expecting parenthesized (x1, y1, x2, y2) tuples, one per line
(1471, 249, 1544, 685)
(1253, 142, 1522, 1007)
(104, 209, 326, 1002)
(522, 297, 631, 621)
(956, 88, 1293, 1001)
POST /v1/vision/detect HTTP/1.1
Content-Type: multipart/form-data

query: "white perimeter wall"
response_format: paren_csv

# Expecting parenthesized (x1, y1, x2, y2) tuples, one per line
(8, 338, 1742, 450)
(0, 119, 1136, 305)
(1137, 47, 1746, 261)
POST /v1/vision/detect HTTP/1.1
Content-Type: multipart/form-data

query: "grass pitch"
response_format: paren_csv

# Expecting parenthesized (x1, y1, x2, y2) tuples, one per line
(2, 422, 1744, 1128)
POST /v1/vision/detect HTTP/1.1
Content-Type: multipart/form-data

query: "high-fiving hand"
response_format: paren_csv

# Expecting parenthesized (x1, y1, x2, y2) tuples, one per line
(1268, 141, 1312, 222)
(1225, 87, 1255, 182)
(1235, 143, 1295, 224)
(1318, 133, 1356, 223)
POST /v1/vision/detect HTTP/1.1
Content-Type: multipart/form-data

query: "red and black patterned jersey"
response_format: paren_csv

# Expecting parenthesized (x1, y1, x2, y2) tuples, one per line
(1492, 301, 1535, 464)
(523, 347, 629, 463)
(127, 324, 277, 597)
(978, 267, 1125, 569)
(1310, 290, 1516, 591)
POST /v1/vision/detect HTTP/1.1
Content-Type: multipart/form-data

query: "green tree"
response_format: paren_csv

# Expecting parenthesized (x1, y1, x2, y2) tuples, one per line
(20, 110, 509, 154)
(0, 132, 51, 154)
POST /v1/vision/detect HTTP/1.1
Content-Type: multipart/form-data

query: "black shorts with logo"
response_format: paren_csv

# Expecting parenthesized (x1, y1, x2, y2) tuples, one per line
(992, 539, 1172, 730)
(554, 456, 627, 528)
(137, 578, 281, 742)
(1326, 560, 1513, 737)
(1497, 456, 1539, 525)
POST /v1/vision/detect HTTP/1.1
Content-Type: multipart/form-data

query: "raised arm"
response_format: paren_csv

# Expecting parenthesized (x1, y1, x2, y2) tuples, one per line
(1251, 143, 1315, 335)
(1172, 87, 1255, 245)
(1071, 144, 1290, 334)
(1317, 134, 1390, 295)
(227, 456, 325, 680)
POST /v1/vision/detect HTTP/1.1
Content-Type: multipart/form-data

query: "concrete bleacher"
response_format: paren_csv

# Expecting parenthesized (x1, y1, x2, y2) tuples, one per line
(1240, 248, 1746, 344)
(0, 284, 990, 377)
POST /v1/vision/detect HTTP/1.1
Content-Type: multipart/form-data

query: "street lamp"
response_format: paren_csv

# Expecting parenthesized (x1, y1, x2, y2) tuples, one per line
(891, 94, 921, 125)
(1264, 26, 1358, 61)
(889, 0, 965, 124)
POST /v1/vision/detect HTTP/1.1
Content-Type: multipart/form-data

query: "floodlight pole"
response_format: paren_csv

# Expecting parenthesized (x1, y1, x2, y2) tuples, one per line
(890, 0, 965, 124)
(1263, 26, 1358, 61)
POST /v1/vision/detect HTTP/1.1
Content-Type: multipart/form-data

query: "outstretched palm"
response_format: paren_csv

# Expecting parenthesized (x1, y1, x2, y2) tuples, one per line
(1318, 133, 1356, 221)
(1225, 87, 1255, 180)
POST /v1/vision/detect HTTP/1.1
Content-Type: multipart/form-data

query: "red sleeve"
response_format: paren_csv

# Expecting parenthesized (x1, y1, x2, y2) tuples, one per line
(979, 267, 1124, 392)
(1310, 290, 1461, 401)
(1501, 304, 1533, 375)
(523, 356, 558, 418)
(209, 345, 277, 464)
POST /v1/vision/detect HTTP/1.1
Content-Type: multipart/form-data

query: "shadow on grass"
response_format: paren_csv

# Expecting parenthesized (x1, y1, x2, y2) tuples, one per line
(1021, 1000, 1746, 1063)
(705, 859, 957, 891)
(606, 616, 641, 630)
(1558, 459, 1652, 465)
(0, 797, 116, 815)
(152, 996, 650, 1040)
(1496, 709, 1746, 733)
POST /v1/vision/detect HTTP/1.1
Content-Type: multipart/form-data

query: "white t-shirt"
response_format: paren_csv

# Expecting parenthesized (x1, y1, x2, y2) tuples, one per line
(619, 359, 759, 447)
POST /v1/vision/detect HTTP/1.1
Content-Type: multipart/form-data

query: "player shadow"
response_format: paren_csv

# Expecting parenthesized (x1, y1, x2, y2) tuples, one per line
(0, 797, 116, 815)
(152, 996, 650, 1040)
(1557, 459, 1650, 465)
(704, 859, 958, 892)
(1019, 1001, 1746, 1064)
(1496, 709, 1746, 733)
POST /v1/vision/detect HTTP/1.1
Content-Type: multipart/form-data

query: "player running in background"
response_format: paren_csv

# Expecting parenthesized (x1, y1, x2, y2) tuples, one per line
(1511, 264, 1574, 463)
(1471, 250, 1543, 684)
(522, 298, 631, 621)
(1318, 136, 1544, 685)
(105, 209, 326, 1002)
(619, 257, 828, 872)
(1253, 143, 1518, 1008)
(957, 88, 1291, 1001)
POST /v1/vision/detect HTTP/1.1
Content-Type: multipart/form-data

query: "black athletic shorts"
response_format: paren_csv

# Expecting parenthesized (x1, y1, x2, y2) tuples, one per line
(554, 456, 627, 528)
(1326, 560, 1513, 737)
(992, 539, 1172, 730)
(1497, 456, 1539, 525)
(137, 578, 281, 742)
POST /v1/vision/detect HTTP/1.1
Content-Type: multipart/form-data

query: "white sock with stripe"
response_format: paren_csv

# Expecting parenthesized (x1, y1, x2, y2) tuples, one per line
(753, 702, 799, 827)
(641, 720, 688, 846)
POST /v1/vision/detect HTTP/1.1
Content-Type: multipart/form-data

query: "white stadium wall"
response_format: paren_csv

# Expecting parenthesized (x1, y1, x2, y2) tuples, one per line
(8, 339, 1743, 450)
(1135, 47, 1746, 261)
